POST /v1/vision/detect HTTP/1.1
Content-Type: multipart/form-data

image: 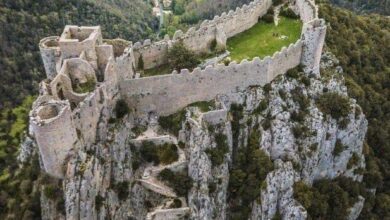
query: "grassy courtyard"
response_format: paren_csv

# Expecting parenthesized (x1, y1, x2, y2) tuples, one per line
(227, 17, 302, 61)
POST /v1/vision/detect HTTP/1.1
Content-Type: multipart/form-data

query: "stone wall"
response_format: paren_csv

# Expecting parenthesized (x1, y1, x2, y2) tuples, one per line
(120, 41, 302, 116)
(133, 0, 272, 70)
(295, 0, 318, 23)
(30, 101, 77, 178)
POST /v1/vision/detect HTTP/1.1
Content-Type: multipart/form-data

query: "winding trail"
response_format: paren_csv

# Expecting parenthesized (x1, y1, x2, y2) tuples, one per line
(131, 123, 190, 219)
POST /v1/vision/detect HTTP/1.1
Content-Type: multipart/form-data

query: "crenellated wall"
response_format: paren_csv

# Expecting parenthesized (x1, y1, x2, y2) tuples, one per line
(120, 41, 302, 116)
(133, 0, 272, 70)
(33, 0, 326, 179)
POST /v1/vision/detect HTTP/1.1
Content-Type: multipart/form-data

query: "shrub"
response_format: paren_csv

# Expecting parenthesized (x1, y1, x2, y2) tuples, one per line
(168, 42, 200, 71)
(158, 169, 193, 197)
(115, 99, 130, 119)
(208, 182, 217, 194)
(205, 133, 229, 167)
(291, 88, 310, 110)
(263, 83, 272, 94)
(263, 14, 274, 23)
(333, 139, 346, 157)
(158, 143, 179, 165)
(189, 101, 215, 112)
(291, 110, 306, 123)
(292, 125, 309, 139)
(301, 76, 311, 87)
(95, 195, 105, 210)
(112, 181, 129, 201)
(253, 99, 268, 115)
(228, 129, 274, 219)
(131, 125, 147, 136)
(293, 181, 314, 208)
(43, 184, 60, 200)
(139, 142, 179, 165)
(347, 153, 360, 169)
(158, 109, 186, 136)
(286, 67, 300, 79)
(316, 93, 351, 120)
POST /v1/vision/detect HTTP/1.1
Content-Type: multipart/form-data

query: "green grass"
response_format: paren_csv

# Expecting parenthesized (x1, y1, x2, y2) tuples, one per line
(227, 17, 302, 62)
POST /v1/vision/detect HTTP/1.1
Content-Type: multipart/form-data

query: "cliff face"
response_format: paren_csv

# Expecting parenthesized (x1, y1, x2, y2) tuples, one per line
(24, 53, 367, 219)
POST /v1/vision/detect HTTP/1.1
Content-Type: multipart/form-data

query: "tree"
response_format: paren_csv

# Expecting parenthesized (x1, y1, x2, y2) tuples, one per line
(167, 42, 200, 71)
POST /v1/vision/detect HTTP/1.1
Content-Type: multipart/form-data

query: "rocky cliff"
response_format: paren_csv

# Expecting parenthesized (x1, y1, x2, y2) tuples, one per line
(21, 52, 368, 219)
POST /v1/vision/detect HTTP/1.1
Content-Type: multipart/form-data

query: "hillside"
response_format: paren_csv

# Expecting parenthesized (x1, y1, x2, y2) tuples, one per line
(0, 0, 388, 219)
(329, 0, 390, 15)
(0, 0, 157, 218)
(0, 0, 157, 110)
(319, 3, 390, 218)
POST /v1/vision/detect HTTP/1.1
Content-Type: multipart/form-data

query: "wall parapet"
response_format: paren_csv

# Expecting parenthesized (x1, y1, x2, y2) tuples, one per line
(120, 40, 303, 116)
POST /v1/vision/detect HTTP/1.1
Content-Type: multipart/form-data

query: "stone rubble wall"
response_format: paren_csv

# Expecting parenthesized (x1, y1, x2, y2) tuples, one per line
(120, 40, 302, 116)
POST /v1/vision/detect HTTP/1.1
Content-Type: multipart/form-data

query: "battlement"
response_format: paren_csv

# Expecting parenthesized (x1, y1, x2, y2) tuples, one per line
(32, 0, 326, 178)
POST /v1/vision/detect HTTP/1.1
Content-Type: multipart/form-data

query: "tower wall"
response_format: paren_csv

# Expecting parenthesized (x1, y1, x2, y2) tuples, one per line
(31, 101, 77, 178)
(39, 36, 61, 80)
(301, 19, 327, 75)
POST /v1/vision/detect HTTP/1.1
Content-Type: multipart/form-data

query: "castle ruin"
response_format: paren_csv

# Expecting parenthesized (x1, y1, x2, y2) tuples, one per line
(31, 0, 326, 179)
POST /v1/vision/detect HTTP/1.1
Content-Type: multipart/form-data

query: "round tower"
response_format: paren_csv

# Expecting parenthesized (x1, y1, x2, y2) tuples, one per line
(31, 100, 77, 178)
(39, 36, 61, 80)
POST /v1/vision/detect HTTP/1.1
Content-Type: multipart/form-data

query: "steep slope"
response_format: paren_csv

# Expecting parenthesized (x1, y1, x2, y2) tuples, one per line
(0, 0, 157, 109)
(329, 0, 390, 15)
(319, 3, 390, 218)
(0, 1, 157, 218)
(30, 52, 369, 219)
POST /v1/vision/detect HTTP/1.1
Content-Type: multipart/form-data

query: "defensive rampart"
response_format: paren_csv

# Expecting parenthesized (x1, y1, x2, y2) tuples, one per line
(121, 41, 302, 115)
(121, 0, 326, 116)
(32, 0, 326, 178)
(132, 0, 272, 70)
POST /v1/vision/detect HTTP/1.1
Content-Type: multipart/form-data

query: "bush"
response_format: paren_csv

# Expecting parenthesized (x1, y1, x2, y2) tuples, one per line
(291, 110, 306, 123)
(112, 181, 129, 201)
(158, 169, 193, 197)
(291, 88, 310, 110)
(253, 99, 269, 115)
(95, 195, 105, 210)
(292, 125, 309, 139)
(293, 181, 314, 208)
(158, 109, 186, 136)
(168, 42, 200, 71)
(347, 153, 360, 169)
(139, 142, 179, 165)
(205, 133, 229, 167)
(228, 129, 274, 219)
(316, 93, 351, 120)
(333, 139, 346, 157)
(115, 99, 130, 119)
(262, 14, 274, 23)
